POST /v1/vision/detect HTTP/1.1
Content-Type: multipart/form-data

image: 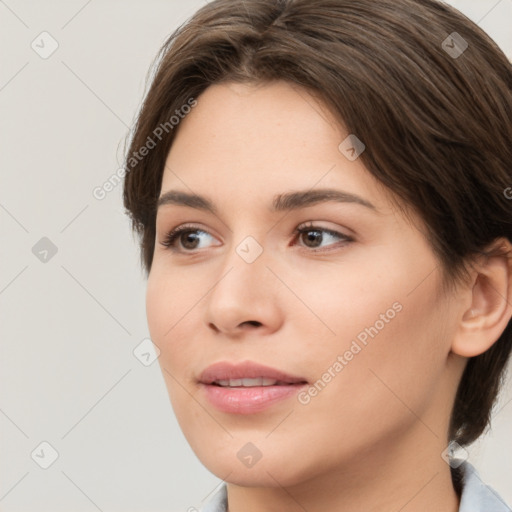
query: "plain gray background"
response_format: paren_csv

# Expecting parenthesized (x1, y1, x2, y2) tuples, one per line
(1, 1, 511, 511)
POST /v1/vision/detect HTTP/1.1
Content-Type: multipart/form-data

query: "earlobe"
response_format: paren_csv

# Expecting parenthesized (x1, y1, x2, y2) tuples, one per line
(451, 238, 512, 358)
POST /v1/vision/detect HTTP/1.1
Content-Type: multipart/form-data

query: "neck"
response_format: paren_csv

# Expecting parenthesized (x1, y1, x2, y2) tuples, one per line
(226, 424, 461, 512)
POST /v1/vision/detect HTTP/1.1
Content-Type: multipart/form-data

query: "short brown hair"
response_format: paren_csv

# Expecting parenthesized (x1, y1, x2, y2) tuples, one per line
(123, 0, 512, 453)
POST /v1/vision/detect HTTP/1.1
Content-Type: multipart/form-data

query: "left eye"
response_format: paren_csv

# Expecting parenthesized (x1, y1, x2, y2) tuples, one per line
(295, 225, 352, 250)
(159, 223, 352, 252)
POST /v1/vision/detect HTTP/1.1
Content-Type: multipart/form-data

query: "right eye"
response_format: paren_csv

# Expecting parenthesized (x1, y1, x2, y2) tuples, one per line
(159, 224, 220, 252)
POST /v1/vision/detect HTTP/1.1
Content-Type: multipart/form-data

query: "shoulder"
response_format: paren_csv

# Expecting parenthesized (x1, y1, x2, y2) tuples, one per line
(457, 459, 511, 512)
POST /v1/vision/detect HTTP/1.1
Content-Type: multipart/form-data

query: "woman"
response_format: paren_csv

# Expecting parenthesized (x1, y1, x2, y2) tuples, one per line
(123, 0, 512, 510)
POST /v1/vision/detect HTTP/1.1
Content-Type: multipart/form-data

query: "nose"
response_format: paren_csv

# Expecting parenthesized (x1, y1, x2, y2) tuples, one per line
(204, 244, 284, 338)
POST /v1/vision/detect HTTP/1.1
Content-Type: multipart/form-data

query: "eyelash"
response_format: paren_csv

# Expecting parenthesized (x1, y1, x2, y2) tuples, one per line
(159, 222, 353, 253)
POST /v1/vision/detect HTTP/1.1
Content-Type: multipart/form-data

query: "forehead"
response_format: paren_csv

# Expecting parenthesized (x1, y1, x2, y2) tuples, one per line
(166, 81, 342, 164)
(160, 80, 397, 216)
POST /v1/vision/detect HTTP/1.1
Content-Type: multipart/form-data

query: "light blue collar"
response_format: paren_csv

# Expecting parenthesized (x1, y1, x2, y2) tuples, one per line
(456, 459, 511, 511)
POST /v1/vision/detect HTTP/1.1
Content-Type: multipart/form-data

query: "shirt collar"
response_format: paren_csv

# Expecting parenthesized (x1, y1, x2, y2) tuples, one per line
(456, 459, 511, 512)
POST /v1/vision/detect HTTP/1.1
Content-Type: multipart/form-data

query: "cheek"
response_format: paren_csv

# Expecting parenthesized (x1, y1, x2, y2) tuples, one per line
(291, 244, 447, 390)
(146, 270, 201, 426)
(145, 267, 197, 371)
(146, 262, 202, 340)
(145, 278, 164, 342)
(295, 259, 449, 432)
(294, 236, 444, 354)
(282, 256, 406, 359)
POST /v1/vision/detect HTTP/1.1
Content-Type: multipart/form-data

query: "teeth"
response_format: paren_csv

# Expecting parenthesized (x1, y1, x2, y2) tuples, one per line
(214, 378, 279, 387)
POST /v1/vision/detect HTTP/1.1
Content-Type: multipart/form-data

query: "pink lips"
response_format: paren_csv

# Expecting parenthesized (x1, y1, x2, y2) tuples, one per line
(198, 361, 308, 414)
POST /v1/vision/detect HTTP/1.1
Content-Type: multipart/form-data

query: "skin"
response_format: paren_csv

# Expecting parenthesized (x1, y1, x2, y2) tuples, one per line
(146, 80, 512, 512)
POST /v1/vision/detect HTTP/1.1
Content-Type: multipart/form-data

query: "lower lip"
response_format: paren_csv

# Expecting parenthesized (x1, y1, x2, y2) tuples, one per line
(201, 383, 306, 414)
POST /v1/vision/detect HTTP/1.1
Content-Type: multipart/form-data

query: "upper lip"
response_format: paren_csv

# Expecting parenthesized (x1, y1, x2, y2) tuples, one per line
(198, 361, 308, 384)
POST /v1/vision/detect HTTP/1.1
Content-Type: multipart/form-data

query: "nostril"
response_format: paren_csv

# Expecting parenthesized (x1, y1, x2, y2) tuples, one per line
(208, 323, 220, 333)
(242, 320, 262, 328)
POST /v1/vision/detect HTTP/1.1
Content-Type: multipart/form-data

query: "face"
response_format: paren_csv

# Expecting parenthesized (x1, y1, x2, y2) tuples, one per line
(146, 80, 462, 488)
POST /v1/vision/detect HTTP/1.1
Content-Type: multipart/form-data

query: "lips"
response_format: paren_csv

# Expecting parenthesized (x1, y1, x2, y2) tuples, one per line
(198, 361, 308, 414)
(199, 361, 307, 386)
(214, 377, 282, 387)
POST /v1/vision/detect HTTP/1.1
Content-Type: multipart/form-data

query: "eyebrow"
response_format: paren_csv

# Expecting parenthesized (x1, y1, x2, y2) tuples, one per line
(157, 188, 378, 214)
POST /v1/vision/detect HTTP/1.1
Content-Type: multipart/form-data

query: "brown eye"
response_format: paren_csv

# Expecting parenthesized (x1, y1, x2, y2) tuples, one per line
(295, 225, 353, 250)
(160, 225, 217, 252)
(177, 230, 202, 250)
(299, 229, 324, 248)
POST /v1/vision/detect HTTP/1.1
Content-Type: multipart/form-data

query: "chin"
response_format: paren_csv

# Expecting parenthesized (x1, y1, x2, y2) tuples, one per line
(203, 457, 305, 488)
(186, 434, 319, 489)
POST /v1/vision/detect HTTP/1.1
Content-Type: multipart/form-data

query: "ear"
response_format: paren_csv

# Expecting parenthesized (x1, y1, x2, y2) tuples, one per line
(451, 238, 512, 358)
